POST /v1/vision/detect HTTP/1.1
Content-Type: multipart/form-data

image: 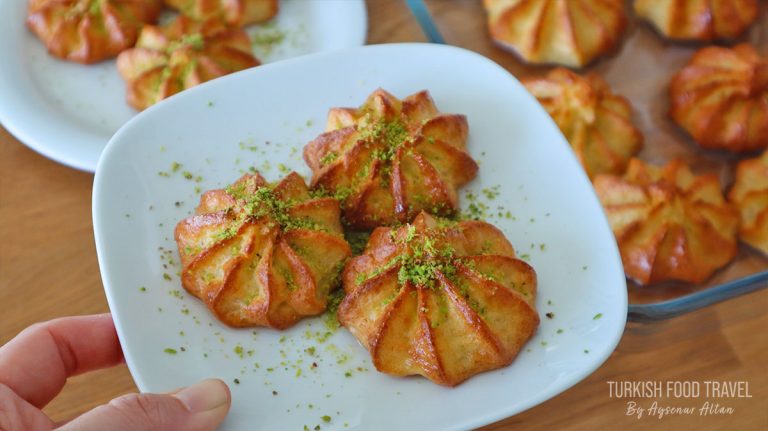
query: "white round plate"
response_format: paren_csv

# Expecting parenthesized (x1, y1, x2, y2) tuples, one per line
(93, 44, 627, 431)
(0, 0, 366, 171)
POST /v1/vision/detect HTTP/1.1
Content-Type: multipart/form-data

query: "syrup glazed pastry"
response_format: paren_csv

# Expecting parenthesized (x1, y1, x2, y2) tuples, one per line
(304, 89, 478, 230)
(634, 0, 759, 42)
(339, 212, 539, 386)
(523, 68, 643, 179)
(164, 0, 278, 27)
(669, 44, 768, 153)
(594, 158, 740, 285)
(26, 0, 162, 64)
(483, 0, 627, 68)
(728, 150, 768, 255)
(174, 172, 351, 329)
(117, 16, 259, 110)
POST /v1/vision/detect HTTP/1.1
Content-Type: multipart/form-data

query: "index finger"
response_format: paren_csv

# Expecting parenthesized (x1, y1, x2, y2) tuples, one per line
(0, 313, 124, 408)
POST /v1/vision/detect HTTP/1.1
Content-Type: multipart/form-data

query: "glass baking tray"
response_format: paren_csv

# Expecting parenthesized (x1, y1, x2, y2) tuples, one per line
(405, 0, 768, 321)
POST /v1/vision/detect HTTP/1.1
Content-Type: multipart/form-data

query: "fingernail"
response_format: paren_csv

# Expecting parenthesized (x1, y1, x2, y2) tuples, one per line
(174, 379, 230, 412)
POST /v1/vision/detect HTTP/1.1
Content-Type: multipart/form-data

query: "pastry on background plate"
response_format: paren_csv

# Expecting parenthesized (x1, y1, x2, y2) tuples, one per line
(483, 0, 627, 68)
(175, 172, 351, 329)
(164, 0, 278, 27)
(669, 44, 768, 153)
(304, 89, 478, 229)
(634, 0, 759, 42)
(117, 16, 259, 110)
(728, 150, 768, 255)
(523, 68, 643, 179)
(594, 158, 739, 285)
(27, 0, 162, 64)
(339, 212, 539, 386)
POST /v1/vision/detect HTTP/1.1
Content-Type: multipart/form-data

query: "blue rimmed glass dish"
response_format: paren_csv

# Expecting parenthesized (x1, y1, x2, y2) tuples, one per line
(404, 0, 768, 322)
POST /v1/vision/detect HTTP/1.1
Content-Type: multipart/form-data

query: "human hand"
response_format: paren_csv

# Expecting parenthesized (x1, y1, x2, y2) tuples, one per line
(0, 313, 231, 431)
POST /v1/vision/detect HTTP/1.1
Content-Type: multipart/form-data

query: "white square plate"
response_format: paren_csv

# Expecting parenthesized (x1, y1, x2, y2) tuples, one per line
(93, 43, 627, 431)
(0, 0, 366, 171)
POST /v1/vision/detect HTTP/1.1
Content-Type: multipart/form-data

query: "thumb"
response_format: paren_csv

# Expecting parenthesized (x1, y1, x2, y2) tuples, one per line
(58, 379, 230, 431)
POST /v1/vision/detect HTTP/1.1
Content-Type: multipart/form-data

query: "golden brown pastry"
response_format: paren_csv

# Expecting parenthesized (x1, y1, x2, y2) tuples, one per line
(728, 150, 768, 255)
(483, 0, 627, 68)
(339, 212, 539, 386)
(594, 158, 739, 285)
(634, 0, 759, 41)
(117, 16, 259, 110)
(27, 0, 162, 64)
(669, 44, 768, 153)
(175, 172, 351, 329)
(164, 0, 278, 27)
(304, 89, 478, 230)
(523, 68, 643, 179)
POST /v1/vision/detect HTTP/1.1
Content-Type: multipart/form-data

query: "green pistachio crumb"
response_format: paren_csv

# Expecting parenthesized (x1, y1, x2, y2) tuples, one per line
(319, 151, 338, 166)
(251, 27, 287, 55)
(344, 230, 371, 256)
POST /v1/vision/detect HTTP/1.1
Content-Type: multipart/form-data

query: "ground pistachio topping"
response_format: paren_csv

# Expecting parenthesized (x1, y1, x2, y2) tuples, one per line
(344, 230, 371, 256)
(224, 179, 324, 232)
(322, 289, 345, 331)
(359, 118, 409, 163)
(356, 221, 459, 290)
(167, 33, 205, 53)
(319, 151, 338, 166)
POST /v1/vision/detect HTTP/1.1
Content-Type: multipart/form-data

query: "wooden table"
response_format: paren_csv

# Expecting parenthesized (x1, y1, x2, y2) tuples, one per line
(1, 1, 766, 430)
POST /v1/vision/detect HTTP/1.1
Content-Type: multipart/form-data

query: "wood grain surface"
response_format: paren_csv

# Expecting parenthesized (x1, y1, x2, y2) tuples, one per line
(1, 0, 766, 430)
